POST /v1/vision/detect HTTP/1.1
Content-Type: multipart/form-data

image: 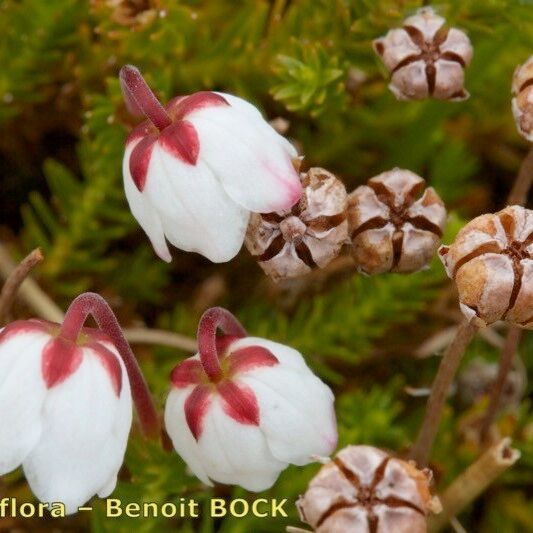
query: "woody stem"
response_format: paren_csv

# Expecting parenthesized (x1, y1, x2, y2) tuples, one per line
(0, 248, 43, 325)
(60, 292, 159, 439)
(197, 307, 247, 382)
(119, 65, 172, 131)
(410, 319, 479, 466)
(428, 438, 520, 531)
(479, 327, 523, 444)
(479, 147, 533, 443)
(507, 146, 533, 206)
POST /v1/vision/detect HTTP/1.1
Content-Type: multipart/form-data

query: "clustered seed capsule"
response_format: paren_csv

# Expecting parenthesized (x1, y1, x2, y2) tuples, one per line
(512, 56, 533, 142)
(296, 445, 438, 533)
(347, 169, 446, 275)
(373, 7, 473, 101)
(245, 167, 348, 282)
(440, 205, 533, 329)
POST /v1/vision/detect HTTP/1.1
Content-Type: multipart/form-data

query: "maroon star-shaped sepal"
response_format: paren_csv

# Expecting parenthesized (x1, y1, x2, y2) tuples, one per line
(0, 319, 123, 396)
(170, 336, 279, 440)
(126, 91, 229, 192)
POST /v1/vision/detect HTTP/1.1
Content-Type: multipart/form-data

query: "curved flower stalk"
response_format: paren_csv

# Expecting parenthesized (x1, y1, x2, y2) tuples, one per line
(164, 307, 337, 491)
(0, 292, 158, 514)
(120, 65, 302, 263)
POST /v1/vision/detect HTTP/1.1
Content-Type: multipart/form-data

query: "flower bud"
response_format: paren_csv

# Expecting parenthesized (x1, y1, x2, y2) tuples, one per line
(0, 319, 132, 514)
(120, 66, 302, 264)
(373, 7, 473, 101)
(296, 445, 438, 533)
(347, 169, 446, 275)
(245, 167, 348, 281)
(164, 307, 337, 491)
(439, 205, 533, 328)
(512, 56, 533, 142)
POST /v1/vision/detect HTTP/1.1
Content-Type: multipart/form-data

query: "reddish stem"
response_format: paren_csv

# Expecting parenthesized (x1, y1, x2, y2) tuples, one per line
(410, 319, 479, 466)
(479, 327, 523, 444)
(0, 248, 43, 325)
(119, 65, 172, 131)
(60, 292, 159, 439)
(197, 307, 247, 382)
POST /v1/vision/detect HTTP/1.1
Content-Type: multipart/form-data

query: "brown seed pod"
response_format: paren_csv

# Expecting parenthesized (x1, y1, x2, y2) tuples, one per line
(512, 56, 533, 142)
(104, 0, 158, 27)
(296, 445, 438, 533)
(373, 7, 473, 101)
(347, 169, 446, 275)
(245, 167, 348, 282)
(440, 205, 533, 329)
(457, 357, 526, 410)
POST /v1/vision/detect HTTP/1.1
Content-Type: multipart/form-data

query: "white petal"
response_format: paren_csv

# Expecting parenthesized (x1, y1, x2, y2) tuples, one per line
(123, 143, 172, 262)
(23, 346, 132, 515)
(0, 331, 49, 474)
(144, 144, 250, 263)
(228, 336, 312, 374)
(189, 103, 302, 213)
(197, 396, 285, 491)
(97, 474, 118, 499)
(214, 93, 298, 157)
(239, 366, 337, 466)
(164, 387, 212, 486)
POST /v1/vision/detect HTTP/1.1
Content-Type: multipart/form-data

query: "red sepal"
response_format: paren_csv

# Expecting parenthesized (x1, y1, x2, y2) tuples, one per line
(177, 341, 279, 440)
(42, 337, 83, 389)
(159, 120, 199, 165)
(168, 91, 229, 121)
(171, 359, 204, 388)
(127, 121, 153, 144)
(218, 380, 260, 426)
(185, 384, 212, 440)
(87, 342, 123, 396)
(126, 91, 229, 189)
(129, 134, 157, 191)
(227, 345, 279, 375)
(0, 319, 53, 345)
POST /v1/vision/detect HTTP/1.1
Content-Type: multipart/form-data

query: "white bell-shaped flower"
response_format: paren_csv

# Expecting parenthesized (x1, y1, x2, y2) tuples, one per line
(121, 65, 303, 263)
(164, 307, 337, 491)
(0, 319, 132, 514)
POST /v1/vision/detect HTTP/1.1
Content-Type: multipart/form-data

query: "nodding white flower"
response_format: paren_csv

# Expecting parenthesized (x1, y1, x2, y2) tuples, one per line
(120, 65, 303, 264)
(0, 293, 159, 515)
(164, 307, 337, 491)
(0, 320, 131, 514)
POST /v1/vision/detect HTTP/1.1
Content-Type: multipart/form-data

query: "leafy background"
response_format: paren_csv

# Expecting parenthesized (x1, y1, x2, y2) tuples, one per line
(0, 0, 532, 531)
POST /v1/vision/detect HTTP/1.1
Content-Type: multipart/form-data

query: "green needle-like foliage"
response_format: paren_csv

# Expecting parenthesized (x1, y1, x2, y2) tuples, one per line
(0, 0, 531, 531)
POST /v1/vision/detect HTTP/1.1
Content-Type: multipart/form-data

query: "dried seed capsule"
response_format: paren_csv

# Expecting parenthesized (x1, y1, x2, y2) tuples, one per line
(373, 7, 473, 101)
(245, 168, 348, 282)
(296, 445, 438, 533)
(512, 56, 533, 142)
(440, 205, 533, 328)
(458, 357, 526, 409)
(347, 169, 446, 275)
